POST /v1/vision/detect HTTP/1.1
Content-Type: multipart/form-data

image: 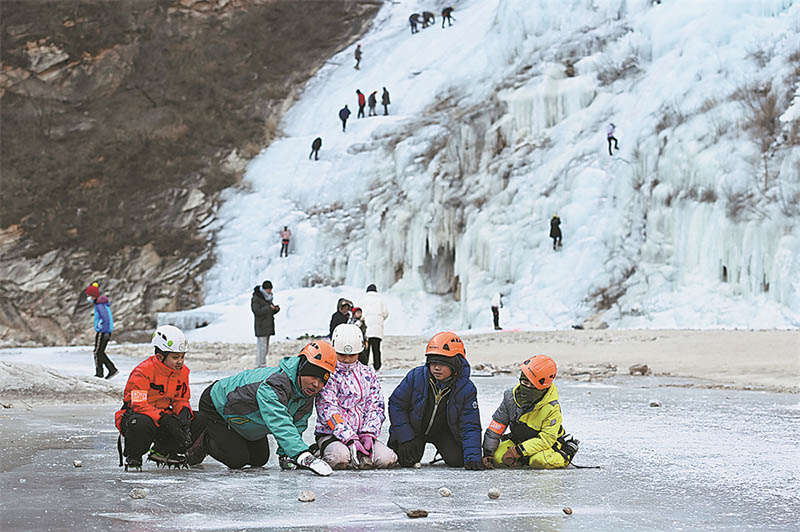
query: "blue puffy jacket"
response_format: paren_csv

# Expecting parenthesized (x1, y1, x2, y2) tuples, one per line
(93, 295, 114, 333)
(388, 356, 482, 463)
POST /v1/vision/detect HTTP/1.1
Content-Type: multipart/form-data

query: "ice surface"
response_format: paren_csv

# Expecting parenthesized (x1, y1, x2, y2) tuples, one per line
(1, 375, 798, 531)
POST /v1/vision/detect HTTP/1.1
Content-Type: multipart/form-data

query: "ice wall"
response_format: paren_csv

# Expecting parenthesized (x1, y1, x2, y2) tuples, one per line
(200, 0, 800, 333)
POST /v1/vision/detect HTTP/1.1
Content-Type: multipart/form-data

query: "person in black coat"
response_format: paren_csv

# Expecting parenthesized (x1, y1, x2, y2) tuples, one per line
(328, 298, 353, 338)
(368, 91, 377, 116)
(409, 13, 421, 34)
(309, 137, 322, 160)
(422, 11, 435, 28)
(252, 280, 280, 368)
(354, 43, 362, 70)
(381, 87, 391, 116)
(339, 105, 351, 132)
(550, 215, 562, 250)
(441, 6, 454, 27)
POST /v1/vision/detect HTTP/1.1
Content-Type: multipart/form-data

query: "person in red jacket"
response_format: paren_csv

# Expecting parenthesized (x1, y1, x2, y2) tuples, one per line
(115, 325, 192, 471)
(356, 89, 366, 118)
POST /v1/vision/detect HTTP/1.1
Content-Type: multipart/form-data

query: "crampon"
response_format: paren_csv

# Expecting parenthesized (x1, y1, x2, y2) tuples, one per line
(124, 457, 143, 472)
(147, 450, 189, 469)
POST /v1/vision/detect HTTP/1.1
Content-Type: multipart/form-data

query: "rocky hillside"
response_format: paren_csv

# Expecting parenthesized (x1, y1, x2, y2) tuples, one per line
(0, 0, 380, 345)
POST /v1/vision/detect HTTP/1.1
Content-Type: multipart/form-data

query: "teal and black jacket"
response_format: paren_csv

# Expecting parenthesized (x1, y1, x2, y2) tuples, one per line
(210, 356, 313, 458)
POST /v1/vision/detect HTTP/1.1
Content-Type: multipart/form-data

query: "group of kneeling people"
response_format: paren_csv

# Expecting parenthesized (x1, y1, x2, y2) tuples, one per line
(115, 324, 579, 475)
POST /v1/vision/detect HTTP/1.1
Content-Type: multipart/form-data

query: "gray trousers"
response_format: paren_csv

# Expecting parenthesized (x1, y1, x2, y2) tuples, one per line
(256, 336, 270, 368)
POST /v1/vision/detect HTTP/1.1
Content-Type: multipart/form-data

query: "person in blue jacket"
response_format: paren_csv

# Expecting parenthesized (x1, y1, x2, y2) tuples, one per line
(85, 282, 118, 379)
(388, 332, 484, 470)
(186, 341, 337, 476)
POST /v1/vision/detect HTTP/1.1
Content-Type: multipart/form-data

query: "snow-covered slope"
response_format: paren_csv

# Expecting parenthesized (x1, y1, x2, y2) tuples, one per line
(186, 0, 800, 341)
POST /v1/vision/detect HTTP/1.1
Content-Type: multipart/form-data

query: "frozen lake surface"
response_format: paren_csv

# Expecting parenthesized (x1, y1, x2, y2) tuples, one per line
(1, 374, 798, 531)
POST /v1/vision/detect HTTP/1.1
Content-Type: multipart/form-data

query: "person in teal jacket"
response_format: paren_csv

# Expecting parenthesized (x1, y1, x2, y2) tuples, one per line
(186, 341, 337, 475)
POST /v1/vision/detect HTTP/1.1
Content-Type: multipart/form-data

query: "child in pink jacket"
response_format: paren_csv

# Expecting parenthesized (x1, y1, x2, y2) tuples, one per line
(315, 324, 397, 469)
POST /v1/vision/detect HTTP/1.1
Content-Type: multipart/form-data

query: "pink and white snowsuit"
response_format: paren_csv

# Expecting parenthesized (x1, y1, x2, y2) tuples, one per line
(314, 361, 397, 469)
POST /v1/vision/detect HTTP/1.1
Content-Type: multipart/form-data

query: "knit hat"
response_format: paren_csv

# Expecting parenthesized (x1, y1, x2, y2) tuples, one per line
(299, 359, 331, 384)
(85, 283, 100, 298)
(366, 284, 377, 292)
(426, 354, 460, 376)
(262, 280, 273, 290)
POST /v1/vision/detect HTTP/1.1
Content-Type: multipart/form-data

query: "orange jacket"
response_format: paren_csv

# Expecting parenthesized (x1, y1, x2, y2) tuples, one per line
(115, 355, 191, 431)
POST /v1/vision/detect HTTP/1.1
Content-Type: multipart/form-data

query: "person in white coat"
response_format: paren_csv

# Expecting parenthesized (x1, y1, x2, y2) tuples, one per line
(491, 292, 503, 330)
(360, 284, 389, 371)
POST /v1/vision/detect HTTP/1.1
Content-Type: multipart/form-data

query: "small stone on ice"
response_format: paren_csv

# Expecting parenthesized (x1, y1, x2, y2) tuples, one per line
(406, 509, 428, 518)
(488, 488, 501, 499)
(413, 462, 421, 469)
(563, 507, 573, 515)
(72, 460, 82, 467)
(438, 487, 452, 497)
(649, 400, 662, 407)
(298, 490, 316, 502)
(129, 488, 147, 499)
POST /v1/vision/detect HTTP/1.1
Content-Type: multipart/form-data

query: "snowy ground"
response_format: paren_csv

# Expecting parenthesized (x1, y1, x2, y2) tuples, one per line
(1, 374, 799, 531)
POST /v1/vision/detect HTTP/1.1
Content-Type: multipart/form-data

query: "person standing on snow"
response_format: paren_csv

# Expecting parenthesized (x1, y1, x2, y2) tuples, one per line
(329, 297, 353, 338)
(482, 355, 579, 469)
(349, 306, 369, 360)
(356, 89, 366, 119)
(550, 215, 562, 250)
(607, 122, 619, 156)
(280, 226, 292, 257)
(422, 11, 435, 28)
(339, 105, 351, 132)
(314, 324, 398, 470)
(491, 292, 503, 331)
(361, 284, 389, 371)
(252, 280, 280, 368)
(368, 90, 378, 116)
(115, 325, 192, 471)
(85, 282, 118, 379)
(441, 6, 455, 27)
(354, 43, 362, 70)
(309, 137, 322, 160)
(381, 87, 391, 116)
(185, 342, 337, 475)
(409, 13, 422, 34)
(388, 332, 484, 470)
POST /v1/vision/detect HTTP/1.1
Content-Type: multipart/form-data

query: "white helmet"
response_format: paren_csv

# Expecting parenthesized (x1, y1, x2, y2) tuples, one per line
(331, 323, 364, 355)
(151, 325, 188, 353)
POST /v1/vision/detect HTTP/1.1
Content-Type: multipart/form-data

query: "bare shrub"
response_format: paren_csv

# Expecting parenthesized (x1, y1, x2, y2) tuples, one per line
(732, 82, 780, 153)
(655, 101, 686, 135)
(699, 187, 718, 202)
(723, 188, 755, 221)
(588, 265, 636, 311)
(596, 50, 641, 86)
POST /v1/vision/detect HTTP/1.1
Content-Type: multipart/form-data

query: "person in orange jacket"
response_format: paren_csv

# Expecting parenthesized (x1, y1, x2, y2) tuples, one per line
(115, 325, 192, 471)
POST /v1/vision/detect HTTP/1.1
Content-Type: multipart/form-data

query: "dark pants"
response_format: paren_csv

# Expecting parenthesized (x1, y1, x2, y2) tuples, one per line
(280, 241, 289, 257)
(442, 15, 452, 27)
(410, 21, 418, 34)
(197, 385, 270, 469)
(552, 234, 562, 249)
(341, 118, 347, 132)
(120, 413, 181, 460)
(491, 306, 501, 330)
(359, 337, 382, 371)
(93, 332, 116, 377)
(368, 104, 376, 116)
(358, 104, 365, 118)
(607, 136, 618, 155)
(309, 148, 319, 160)
(383, 103, 389, 115)
(391, 431, 464, 467)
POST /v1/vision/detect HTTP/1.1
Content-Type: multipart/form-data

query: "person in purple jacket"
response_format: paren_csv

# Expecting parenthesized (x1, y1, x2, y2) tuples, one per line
(85, 282, 118, 379)
(314, 324, 397, 469)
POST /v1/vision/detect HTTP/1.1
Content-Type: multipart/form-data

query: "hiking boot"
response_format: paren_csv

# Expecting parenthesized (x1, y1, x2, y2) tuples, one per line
(148, 449, 188, 469)
(125, 456, 143, 472)
(105, 368, 119, 380)
(185, 431, 208, 466)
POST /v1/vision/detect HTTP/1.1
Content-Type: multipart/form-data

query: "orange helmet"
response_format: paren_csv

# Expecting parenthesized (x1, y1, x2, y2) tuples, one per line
(425, 331, 466, 358)
(520, 355, 557, 390)
(298, 340, 337, 377)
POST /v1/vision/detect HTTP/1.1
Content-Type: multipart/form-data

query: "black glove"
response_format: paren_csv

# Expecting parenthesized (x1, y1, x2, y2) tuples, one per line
(464, 460, 485, 471)
(398, 437, 425, 467)
(160, 412, 191, 452)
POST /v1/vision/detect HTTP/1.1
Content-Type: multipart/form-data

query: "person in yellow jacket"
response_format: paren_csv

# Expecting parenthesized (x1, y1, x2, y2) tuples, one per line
(481, 355, 579, 469)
